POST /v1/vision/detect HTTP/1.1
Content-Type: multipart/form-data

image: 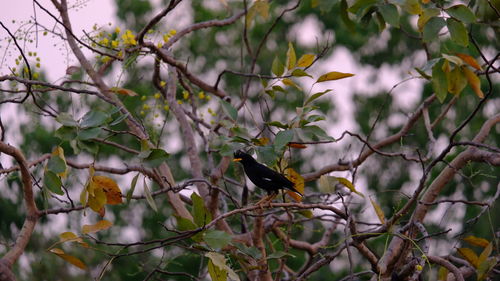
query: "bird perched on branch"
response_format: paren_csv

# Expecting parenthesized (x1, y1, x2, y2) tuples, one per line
(233, 150, 303, 203)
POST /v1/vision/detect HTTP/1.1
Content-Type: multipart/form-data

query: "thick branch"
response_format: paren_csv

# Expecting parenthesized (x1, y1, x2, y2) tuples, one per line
(0, 142, 39, 268)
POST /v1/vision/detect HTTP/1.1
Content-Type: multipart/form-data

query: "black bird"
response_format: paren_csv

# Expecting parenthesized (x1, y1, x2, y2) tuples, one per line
(233, 150, 303, 200)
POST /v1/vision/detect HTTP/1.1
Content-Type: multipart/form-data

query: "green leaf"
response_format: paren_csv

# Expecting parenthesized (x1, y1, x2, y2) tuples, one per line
(56, 113, 78, 127)
(417, 8, 440, 31)
(291, 69, 312, 78)
(207, 258, 227, 281)
(446, 4, 476, 24)
(423, 17, 446, 43)
(220, 99, 238, 121)
(378, 4, 399, 28)
(204, 230, 231, 250)
(255, 145, 277, 166)
(274, 130, 294, 150)
(316, 71, 354, 83)
(296, 54, 315, 68)
(143, 178, 158, 212)
(205, 252, 240, 281)
(286, 42, 296, 69)
(271, 57, 285, 77)
(143, 148, 170, 167)
(478, 242, 492, 266)
(348, 0, 378, 14)
(192, 192, 212, 227)
(375, 12, 386, 31)
(304, 89, 332, 106)
(267, 251, 296, 259)
(77, 127, 101, 140)
(47, 155, 66, 174)
(477, 257, 496, 280)
(80, 110, 108, 128)
(432, 60, 448, 102)
(340, 0, 356, 31)
(318, 175, 337, 193)
(266, 121, 289, 129)
(126, 173, 139, 203)
(447, 18, 469, 46)
(403, 0, 422, 15)
(295, 125, 334, 142)
(110, 113, 129, 126)
(44, 170, 63, 195)
(55, 126, 78, 141)
(271, 85, 286, 93)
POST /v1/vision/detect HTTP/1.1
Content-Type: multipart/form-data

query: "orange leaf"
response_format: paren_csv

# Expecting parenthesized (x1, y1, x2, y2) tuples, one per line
(456, 53, 482, 70)
(82, 219, 113, 234)
(284, 168, 304, 202)
(287, 143, 307, 149)
(92, 175, 123, 205)
(49, 248, 86, 270)
(109, 87, 139, 96)
(462, 67, 484, 98)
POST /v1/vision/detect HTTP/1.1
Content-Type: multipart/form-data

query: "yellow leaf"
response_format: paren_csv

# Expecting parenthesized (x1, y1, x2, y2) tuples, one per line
(92, 175, 123, 205)
(286, 42, 296, 69)
(49, 248, 87, 270)
(87, 186, 106, 212)
(478, 242, 492, 266)
(284, 168, 304, 202)
(369, 197, 386, 224)
(335, 177, 364, 197)
(282, 78, 296, 87)
(447, 66, 467, 95)
(109, 87, 139, 96)
(297, 54, 315, 68)
(59, 232, 81, 243)
(316, 71, 355, 83)
(51, 146, 68, 178)
(456, 53, 482, 70)
(462, 67, 484, 98)
(457, 247, 479, 268)
(318, 175, 336, 193)
(252, 137, 269, 146)
(82, 220, 113, 234)
(463, 235, 490, 248)
(437, 266, 448, 281)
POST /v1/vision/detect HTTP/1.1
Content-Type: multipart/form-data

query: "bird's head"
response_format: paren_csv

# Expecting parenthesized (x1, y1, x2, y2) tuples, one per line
(233, 150, 254, 164)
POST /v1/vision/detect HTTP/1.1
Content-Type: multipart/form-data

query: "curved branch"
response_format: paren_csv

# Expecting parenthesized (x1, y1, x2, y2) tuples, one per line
(0, 142, 39, 269)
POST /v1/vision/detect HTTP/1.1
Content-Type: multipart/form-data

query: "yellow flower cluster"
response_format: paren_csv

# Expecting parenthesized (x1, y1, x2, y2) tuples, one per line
(162, 29, 177, 43)
(122, 29, 137, 46)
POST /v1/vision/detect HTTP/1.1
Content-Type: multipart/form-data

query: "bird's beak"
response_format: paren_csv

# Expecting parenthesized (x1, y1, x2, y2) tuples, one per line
(233, 158, 242, 162)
